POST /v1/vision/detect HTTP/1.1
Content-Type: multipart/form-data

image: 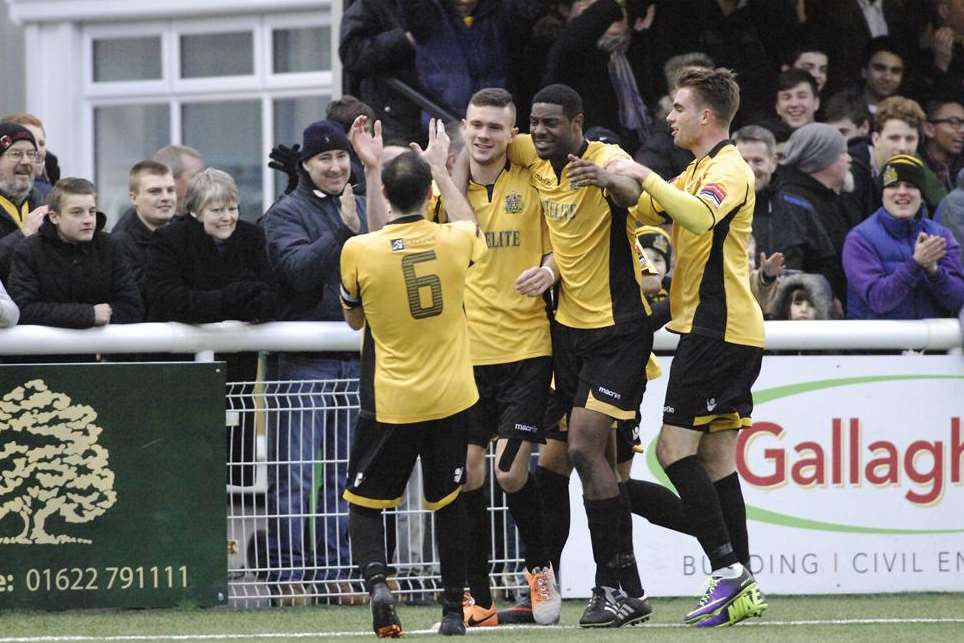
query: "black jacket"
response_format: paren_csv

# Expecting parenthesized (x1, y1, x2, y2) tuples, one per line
(0, 186, 45, 281)
(770, 166, 861, 306)
(751, 176, 781, 257)
(8, 213, 144, 328)
(111, 207, 154, 297)
(145, 215, 277, 324)
(339, 0, 424, 142)
(145, 215, 277, 382)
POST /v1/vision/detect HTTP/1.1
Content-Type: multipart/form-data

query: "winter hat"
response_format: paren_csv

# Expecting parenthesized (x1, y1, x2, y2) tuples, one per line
(780, 123, 845, 173)
(300, 120, 350, 161)
(636, 225, 672, 268)
(0, 123, 37, 156)
(879, 154, 926, 194)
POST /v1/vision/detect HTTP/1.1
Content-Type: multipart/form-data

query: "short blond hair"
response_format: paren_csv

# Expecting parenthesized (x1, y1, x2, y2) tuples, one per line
(182, 168, 239, 216)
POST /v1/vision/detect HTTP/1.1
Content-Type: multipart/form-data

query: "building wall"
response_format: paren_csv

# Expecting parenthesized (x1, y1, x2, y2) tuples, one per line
(0, 4, 25, 116)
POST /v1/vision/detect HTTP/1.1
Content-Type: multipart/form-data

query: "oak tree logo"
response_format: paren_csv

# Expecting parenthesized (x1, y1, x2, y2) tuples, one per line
(0, 379, 117, 544)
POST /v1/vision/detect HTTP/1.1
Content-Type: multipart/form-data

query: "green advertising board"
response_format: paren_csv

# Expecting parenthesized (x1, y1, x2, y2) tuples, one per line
(0, 363, 227, 610)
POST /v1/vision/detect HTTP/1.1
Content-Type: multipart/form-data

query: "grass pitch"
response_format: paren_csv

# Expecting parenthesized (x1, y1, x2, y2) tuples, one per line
(1, 594, 963, 642)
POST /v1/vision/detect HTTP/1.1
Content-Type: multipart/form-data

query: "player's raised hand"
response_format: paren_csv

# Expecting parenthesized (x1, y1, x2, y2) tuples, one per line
(349, 115, 383, 169)
(339, 184, 361, 234)
(606, 158, 651, 183)
(760, 251, 785, 279)
(411, 118, 450, 171)
(515, 265, 555, 297)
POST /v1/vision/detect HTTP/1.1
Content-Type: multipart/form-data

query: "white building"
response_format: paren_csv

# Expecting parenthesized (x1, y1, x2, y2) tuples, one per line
(3, 0, 341, 222)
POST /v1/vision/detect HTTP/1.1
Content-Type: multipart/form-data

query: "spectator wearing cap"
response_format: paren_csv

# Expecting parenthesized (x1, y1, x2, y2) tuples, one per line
(261, 119, 367, 601)
(771, 123, 861, 308)
(0, 123, 47, 280)
(843, 155, 964, 319)
(1, 113, 59, 200)
(635, 224, 671, 330)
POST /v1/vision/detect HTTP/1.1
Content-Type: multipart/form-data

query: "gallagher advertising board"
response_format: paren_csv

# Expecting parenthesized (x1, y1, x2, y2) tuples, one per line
(561, 355, 964, 596)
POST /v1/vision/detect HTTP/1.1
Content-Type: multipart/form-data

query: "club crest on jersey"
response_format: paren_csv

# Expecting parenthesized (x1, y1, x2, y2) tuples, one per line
(699, 183, 726, 207)
(504, 192, 524, 214)
(390, 239, 406, 252)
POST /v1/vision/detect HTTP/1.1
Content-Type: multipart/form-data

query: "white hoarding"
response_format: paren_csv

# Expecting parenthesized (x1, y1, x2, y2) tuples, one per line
(560, 355, 964, 597)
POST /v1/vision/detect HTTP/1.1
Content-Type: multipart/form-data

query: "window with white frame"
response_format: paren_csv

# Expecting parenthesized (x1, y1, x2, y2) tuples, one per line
(83, 12, 334, 223)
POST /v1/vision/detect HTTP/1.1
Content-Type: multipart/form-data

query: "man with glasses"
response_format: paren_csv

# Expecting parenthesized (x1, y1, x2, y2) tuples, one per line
(0, 123, 46, 279)
(923, 98, 964, 193)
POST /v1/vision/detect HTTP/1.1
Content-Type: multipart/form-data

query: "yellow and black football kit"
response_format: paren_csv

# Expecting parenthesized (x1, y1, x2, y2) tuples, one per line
(509, 134, 652, 422)
(631, 140, 764, 431)
(339, 216, 486, 509)
(457, 161, 554, 444)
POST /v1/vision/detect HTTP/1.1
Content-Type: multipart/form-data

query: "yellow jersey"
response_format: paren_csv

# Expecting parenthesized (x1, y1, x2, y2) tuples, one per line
(631, 141, 764, 347)
(340, 216, 487, 423)
(509, 134, 646, 329)
(463, 162, 552, 365)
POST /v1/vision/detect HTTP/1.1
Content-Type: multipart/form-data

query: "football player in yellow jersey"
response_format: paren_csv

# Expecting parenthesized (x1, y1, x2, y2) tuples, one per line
(514, 84, 654, 628)
(610, 67, 768, 628)
(339, 151, 485, 638)
(447, 88, 562, 628)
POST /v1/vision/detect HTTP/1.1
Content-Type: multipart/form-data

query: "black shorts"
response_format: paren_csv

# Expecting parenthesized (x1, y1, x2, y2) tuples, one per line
(663, 333, 763, 432)
(466, 356, 552, 447)
(343, 411, 468, 511)
(544, 316, 652, 425)
(615, 416, 642, 464)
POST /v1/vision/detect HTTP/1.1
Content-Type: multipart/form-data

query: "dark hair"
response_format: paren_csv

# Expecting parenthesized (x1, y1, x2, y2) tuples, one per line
(824, 90, 871, 128)
(532, 84, 583, 119)
(925, 96, 964, 119)
(128, 159, 172, 193)
(325, 95, 376, 132)
(675, 67, 741, 126)
(48, 177, 96, 213)
(382, 151, 433, 213)
(862, 36, 907, 68)
(783, 36, 828, 68)
(775, 68, 819, 96)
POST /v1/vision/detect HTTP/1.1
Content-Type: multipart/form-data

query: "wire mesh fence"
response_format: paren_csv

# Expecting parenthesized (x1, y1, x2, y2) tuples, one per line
(224, 375, 528, 608)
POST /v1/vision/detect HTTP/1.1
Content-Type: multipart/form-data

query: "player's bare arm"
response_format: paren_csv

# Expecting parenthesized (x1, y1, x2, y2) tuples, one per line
(349, 115, 388, 231)
(515, 253, 559, 297)
(566, 155, 642, 207)
(343, 305, 365, 331)
(412, 118, 476, 223)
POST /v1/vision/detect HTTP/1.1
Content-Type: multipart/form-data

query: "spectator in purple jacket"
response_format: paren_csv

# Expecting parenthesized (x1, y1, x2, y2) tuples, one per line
(842, 154, 964, 320)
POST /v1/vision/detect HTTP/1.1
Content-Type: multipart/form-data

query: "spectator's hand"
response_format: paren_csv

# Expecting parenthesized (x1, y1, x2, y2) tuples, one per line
(933, 27, 955, 72)
(410, 118, 450, 172)
(93, 303, 112, 326)
(268, 143, 302, 195)
(641, 274, 662, 295)
(913, 232, 946, 274)
(349, 115, 383, 169)
(760, 251, 785, 279)
(339, 184, 361, 233)
(23, 205, 47, 236)
(634, 2, 656, 30)
(515, 265, 555, 297)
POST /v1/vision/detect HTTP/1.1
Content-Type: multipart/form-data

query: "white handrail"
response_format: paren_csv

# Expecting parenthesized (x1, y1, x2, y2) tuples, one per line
(0, 319, 960, 355)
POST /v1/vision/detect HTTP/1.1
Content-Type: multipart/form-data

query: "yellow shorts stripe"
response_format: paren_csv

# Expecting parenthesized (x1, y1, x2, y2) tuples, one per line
(423, 486, 461, 512)
(343, 490, 404, 510)
(692, 411, 745, 432)
(585, 391, 637, 421)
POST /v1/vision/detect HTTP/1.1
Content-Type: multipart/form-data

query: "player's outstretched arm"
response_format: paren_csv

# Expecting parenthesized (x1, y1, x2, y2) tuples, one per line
(349, 115, 388, 232)
(610, 159, 714, 234)
(567, 155, 642, 207)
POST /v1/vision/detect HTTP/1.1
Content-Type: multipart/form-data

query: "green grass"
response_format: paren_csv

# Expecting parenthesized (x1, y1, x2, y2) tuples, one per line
(1, 594, 963, 642)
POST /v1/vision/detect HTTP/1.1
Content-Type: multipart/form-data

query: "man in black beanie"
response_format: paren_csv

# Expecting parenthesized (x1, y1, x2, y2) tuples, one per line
(0, 123, 47, 279)
(262, 119, 368, 604)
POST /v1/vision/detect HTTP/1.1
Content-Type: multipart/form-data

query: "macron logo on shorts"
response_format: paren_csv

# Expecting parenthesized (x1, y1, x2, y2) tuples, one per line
(453, 466, 464, 484)
(513, 423, 538, 433)
(597, 386, 622, 401)
(663, 405, 675, 414)
(353, 473, 365, 488)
